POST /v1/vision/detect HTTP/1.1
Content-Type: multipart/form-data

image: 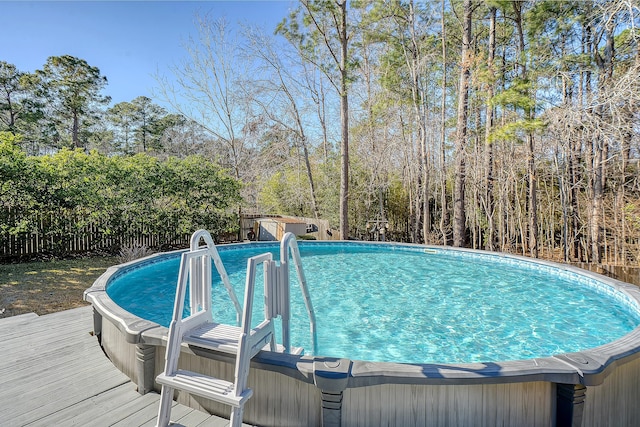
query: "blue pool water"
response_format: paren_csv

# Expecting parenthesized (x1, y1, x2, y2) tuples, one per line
(107, 243, 640, 364)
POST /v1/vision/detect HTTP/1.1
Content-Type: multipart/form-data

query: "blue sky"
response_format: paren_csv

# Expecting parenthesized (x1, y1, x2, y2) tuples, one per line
(3, 1, 295, 105)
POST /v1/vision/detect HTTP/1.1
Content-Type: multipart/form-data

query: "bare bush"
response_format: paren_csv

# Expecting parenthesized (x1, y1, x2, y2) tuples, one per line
(118, 245, 155, 263)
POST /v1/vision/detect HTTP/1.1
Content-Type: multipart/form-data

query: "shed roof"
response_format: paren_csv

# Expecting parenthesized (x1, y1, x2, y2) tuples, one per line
(256, 217, 309, 225)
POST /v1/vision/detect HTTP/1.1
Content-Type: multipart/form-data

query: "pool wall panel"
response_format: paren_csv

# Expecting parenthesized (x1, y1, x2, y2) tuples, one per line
(102, 318, 137, 382)
(583, 356, 640, 426)
(341, 382, 554, 427)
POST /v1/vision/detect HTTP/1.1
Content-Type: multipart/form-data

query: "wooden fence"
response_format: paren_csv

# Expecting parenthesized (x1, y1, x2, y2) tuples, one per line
(572, 262, 640, 287)
(1, 211, 336, 261)
(0, 211, 192, 261)
(5, 210, 639, 288)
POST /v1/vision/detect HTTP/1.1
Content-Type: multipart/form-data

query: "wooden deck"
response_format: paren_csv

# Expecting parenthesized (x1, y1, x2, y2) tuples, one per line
(0, 306, 250, 427)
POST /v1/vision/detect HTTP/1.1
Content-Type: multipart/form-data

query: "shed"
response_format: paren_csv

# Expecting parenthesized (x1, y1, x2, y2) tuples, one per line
(255, 217, 310, 241)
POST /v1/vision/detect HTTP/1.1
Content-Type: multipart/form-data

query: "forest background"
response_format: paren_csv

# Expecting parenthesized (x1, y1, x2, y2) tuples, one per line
(1, 0, 640, 267)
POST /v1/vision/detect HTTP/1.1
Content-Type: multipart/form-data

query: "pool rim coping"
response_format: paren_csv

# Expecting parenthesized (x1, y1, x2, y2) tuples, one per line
(83, 240, 640, 388)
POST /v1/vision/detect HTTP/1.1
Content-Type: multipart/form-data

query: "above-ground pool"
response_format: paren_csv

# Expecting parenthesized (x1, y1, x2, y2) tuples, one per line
(106, 242, 640, 365)
(85, 241, 640, 427)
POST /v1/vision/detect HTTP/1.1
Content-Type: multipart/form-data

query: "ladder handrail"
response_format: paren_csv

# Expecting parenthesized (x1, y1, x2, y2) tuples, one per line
(190, 229, 242, 326)
(232, 252, 273, 400)
(280, 232, 318, 355)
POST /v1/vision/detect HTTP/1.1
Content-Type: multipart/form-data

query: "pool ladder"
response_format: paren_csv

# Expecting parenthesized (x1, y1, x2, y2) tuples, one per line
(155, 230, 317, 427)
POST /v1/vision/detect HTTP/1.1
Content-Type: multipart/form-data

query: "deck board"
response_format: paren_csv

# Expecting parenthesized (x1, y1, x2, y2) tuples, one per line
(173, 409, 212, 426)
(0, 312, 39, 327)
(110, 398, 169, 427)
(0, 306, 252, 427)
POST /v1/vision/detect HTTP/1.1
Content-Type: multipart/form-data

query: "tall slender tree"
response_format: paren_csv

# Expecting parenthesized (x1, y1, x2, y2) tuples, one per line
(277, 0, 353, 239)
(453, 0, 473, 247)
(513, 0, 539, 258)
(107, 101, 137, 155)
(439, 0, 450, 246)
(35, 55, 110, 149)
(0, 62, 46, 152)
(483, 5, 497, 251)
(131, 96, 167, 153)
(0, 62, 25, 134)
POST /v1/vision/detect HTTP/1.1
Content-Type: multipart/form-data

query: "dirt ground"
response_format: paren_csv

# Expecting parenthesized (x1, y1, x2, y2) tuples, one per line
(0, 256, 119, 318)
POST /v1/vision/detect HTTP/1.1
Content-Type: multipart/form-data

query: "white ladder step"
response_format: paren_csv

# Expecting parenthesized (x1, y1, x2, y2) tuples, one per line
(183, 322, 275, 358)
(183, 323, 244, 353)
(183, 322, 305, 356)
(156, 370, 253, 407)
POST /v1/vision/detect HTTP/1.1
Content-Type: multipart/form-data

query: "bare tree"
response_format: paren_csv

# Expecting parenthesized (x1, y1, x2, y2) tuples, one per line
(244, 27, 321, 219)
(156, 16, 253, 181)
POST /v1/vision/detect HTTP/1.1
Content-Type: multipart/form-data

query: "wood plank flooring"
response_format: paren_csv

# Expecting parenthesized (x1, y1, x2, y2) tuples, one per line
(0, 306, 250, 427)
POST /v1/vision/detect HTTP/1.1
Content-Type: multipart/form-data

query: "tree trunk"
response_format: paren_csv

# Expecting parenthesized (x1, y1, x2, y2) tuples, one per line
(590, 137, 604, 263)
(484, 6, 496, 251)
(339, 0, 349, 240)
(527, 133, 538, 258)
(142, 114, 147, 152)
(301, 136, 320, 219)
(453, 0, 472, 247)
(569, 136, 581, 260)
(72, 110, 80, 148)
(439, 0, 450, 245)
